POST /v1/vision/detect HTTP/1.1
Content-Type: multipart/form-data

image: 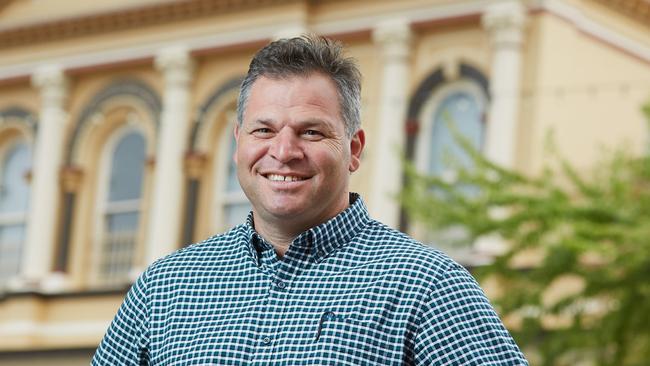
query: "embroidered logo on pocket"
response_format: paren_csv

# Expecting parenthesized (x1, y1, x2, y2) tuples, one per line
(315, 311, 349, 341)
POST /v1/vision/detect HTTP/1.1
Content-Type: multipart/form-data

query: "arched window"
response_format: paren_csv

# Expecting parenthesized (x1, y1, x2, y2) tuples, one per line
(213, 111, 251, 232)
(95, 128, 146, 285)
(414, 79, 488, 262)
(417, 80, 486, 179)
(0, 142, 31, 284)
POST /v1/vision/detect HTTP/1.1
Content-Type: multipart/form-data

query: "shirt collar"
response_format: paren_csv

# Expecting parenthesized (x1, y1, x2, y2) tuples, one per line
(240, 193, 371, 264)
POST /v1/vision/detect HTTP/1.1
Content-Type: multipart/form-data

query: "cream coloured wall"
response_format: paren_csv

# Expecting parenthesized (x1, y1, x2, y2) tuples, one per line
(524, 12, 650, 174)
(412, 23, 490, 82)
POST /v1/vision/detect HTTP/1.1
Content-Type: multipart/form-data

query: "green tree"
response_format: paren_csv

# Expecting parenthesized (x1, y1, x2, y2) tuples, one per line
(401, 106, 650, 366)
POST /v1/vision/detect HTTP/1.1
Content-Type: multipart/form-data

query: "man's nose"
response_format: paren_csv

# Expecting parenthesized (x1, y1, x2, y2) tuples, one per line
(269, 129, 304, 163)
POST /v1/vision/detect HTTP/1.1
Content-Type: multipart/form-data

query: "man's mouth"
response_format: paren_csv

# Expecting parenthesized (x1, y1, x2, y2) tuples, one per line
(265, 174, 307, 182)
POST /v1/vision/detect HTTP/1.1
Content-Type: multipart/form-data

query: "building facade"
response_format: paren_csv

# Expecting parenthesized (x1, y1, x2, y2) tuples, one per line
(0, 0, 648, 364)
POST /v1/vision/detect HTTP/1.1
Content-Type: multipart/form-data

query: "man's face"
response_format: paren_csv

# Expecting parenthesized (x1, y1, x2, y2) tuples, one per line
(234, 73, 364, 233)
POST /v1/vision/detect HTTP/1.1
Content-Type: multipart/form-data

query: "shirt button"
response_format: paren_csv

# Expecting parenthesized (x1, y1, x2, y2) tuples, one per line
(262, 336, 272, 345)
(276, 281, 286, 289)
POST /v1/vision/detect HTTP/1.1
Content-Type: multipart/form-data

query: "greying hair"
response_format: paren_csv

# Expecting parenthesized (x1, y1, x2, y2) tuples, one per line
(236, 34, 362, 138)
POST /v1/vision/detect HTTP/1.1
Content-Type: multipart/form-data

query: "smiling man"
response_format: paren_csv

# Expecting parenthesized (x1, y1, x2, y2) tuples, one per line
(92, 35, 528, 365)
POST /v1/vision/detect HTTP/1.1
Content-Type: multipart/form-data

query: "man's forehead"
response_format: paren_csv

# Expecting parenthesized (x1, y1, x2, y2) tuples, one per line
(246, 73, 340, 108)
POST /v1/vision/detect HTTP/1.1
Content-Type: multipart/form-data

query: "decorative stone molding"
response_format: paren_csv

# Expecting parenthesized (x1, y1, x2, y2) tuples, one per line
(31, 65, 68, 110)
(155, 46, 195, 88)
(60, 166, 84, 193)
(372, 19, 412, 62)
(481, 0, 527, 49)
(66, 79, 161, 165)
(0, 0, 296, 49)
(184, 151, 208, 179)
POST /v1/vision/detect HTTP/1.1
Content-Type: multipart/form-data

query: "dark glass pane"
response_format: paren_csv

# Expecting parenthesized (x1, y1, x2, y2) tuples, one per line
(0, 143, 31, 213)
(108, 132, 146, 202)
(429, 91, 483, 175)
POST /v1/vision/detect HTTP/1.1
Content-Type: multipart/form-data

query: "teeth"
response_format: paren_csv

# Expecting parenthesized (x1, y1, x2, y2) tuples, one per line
(267, 174, 303, 182)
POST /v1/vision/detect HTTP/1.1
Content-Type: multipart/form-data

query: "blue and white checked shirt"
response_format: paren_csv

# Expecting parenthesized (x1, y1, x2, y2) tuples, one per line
(93, 194, 528, 365)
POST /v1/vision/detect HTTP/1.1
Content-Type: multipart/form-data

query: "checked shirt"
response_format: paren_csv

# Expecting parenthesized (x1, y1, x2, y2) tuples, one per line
(92, 194, 528, 365)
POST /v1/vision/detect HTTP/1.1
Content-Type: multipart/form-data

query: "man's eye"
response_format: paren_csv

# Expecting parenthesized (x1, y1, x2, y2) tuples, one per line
(304, 130, 322, 136)
(253, 128, 272, 134)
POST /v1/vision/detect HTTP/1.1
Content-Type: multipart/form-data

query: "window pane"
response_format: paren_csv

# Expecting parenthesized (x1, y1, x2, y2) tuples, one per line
(429, 91, 483, 175)
(0, 143, 31, 213)
(0, 224, 25, 281)
(226, 133, 241, 192)
(101, 212, 138, 284)
(108, 132, 146, 202)
(107, 211, 139, 233)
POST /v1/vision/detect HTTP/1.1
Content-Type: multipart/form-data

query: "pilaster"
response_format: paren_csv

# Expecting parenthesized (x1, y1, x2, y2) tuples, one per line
(368, 19, 412, 228)
(145, 46, 195, 264)
(482, 0, 527, 167)
(21, 65, 69, 287)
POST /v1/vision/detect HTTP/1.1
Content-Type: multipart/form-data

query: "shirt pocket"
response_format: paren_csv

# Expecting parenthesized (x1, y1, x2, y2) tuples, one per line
(313, 311, 387, 364)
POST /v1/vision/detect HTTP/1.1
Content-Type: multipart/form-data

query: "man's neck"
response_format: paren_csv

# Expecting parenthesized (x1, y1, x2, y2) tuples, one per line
(252, 215, 304, 257)
(251, 197, 352, 257)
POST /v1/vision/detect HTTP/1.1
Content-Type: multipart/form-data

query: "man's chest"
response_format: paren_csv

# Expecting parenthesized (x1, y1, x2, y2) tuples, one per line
(148, 263, 424, 365)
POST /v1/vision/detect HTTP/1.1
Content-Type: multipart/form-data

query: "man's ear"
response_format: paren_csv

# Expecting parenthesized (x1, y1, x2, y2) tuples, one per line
(348, 129, 365, 173)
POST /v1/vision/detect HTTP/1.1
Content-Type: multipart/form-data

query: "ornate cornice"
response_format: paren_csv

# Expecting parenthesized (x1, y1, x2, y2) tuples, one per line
(0, 0, 296, 49)
(592, 0, 650, 28)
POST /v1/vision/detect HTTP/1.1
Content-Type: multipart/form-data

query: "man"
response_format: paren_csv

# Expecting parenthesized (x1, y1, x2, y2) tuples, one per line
(93, 35, 528, 365)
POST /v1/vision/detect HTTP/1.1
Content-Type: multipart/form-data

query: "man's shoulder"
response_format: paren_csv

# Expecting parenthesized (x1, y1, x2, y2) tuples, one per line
(353, 219, 460, 282)
(147, 225, 247, 274)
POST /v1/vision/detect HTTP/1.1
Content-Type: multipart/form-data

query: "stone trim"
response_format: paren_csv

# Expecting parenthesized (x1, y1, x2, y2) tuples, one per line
(0, 0, 296, 49)
(65, 78, 161, 165)
(0, 106, 37, 134)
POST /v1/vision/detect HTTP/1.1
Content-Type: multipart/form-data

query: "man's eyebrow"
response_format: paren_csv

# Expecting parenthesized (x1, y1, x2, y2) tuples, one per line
(295, 118, 335, 130)
(250, 118, 275, 127)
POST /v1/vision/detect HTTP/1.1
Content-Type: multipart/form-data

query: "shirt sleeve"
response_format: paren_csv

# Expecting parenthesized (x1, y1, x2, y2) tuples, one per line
(414, 262, 529, 365)
(92, 270, 151, 366)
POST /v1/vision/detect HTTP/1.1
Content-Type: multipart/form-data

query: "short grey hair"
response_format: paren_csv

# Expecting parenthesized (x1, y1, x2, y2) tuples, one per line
(236, 34, 362, 138)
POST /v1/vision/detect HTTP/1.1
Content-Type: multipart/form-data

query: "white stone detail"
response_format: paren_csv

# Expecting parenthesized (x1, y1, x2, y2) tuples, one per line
(21, 65, 69, 287)
(367, 19, 412, 229)
(145, 46, 195, 264)
(482, 0, 527, 168)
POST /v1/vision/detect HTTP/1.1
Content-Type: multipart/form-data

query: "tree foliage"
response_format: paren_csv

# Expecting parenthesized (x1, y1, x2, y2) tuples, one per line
(401, 107, 650, 366)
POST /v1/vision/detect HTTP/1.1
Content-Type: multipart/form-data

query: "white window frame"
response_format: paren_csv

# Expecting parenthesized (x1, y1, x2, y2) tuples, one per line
(92, 124, 146, 287)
